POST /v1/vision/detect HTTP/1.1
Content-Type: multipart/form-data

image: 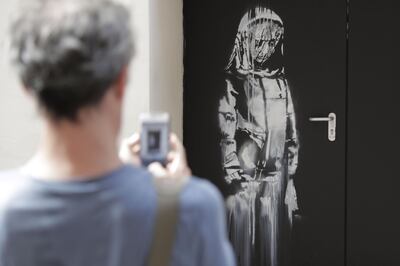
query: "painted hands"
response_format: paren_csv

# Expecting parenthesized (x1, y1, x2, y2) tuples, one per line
(287, 145, 299, 176)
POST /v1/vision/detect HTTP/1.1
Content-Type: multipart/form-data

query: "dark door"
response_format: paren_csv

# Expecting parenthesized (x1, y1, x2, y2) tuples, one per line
(183, 1, 346, 265)
(348, 0, 400, 265)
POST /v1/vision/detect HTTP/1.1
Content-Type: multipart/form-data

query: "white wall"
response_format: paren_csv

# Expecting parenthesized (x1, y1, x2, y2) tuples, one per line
(120, 0, 150, 140)
(0, 1, 40, 169)
(0, 0, 185, 170)
(149, 0, 183, 140)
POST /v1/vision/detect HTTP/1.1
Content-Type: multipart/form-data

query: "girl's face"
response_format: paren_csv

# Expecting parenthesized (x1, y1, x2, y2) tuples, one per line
(249, 20, 283, 65)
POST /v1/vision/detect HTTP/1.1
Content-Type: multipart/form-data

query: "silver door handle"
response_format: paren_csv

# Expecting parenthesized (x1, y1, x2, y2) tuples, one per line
(309, 112, 336, 142)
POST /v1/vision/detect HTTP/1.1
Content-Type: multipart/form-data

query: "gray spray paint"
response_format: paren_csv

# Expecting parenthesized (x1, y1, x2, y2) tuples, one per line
(218, 7, 299, 266)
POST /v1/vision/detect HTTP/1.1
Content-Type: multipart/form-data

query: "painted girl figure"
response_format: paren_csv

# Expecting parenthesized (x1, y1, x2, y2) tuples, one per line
(218, 7, 300, 266)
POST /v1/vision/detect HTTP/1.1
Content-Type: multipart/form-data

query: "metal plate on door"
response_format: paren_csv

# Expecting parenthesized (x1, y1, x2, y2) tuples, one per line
(309, 112, 336, 142)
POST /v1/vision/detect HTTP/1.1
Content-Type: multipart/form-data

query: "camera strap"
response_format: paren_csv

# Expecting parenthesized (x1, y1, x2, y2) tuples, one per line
(148, 176, 188, 266)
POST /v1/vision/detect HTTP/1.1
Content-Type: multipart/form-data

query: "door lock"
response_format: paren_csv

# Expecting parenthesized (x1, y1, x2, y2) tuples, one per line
(309, 112, 336, 142)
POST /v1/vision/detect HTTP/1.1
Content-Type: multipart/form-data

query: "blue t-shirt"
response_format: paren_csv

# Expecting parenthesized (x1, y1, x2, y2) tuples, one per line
(0, 165, 235, 266)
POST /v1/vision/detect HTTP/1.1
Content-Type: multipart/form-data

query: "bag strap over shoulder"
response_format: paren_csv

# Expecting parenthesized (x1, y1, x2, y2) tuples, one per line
(148, 177, 188, 266)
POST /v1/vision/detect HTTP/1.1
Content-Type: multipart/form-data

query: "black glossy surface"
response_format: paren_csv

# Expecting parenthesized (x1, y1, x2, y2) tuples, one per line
(348, 0, 399, 265)
(183, 1, 347, 265)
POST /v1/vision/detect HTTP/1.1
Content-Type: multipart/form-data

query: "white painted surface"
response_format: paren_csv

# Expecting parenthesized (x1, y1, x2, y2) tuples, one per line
(0, 1, 39, 169)
(120, 0, 150, 139)
(149, 0, 183, 140)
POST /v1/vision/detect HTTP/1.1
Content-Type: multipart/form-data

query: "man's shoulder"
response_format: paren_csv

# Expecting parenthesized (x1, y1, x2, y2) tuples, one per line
(0, 169, 20, 180)
(0, 169, 29, 193)
(180, 177, 224, 216)
(0, 169, 30, 214)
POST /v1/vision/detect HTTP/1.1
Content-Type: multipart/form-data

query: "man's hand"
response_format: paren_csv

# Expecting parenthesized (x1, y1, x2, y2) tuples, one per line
(119, 133, 192, 180)
(119, 133, 142, 167)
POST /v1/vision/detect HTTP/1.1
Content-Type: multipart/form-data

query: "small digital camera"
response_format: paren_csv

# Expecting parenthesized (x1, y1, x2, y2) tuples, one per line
(139, 113, 170, 166)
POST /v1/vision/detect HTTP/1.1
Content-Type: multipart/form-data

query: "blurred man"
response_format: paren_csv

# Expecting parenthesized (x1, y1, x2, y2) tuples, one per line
(0, 0, 235, 265)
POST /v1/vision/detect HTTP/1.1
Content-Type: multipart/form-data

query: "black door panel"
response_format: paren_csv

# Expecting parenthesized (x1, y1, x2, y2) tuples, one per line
(348, 0, 399, 265)
(183, 1, 346, 265)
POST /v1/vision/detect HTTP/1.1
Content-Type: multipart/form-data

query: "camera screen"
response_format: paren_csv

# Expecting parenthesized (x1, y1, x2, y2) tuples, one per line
(147, 130, 161, 153)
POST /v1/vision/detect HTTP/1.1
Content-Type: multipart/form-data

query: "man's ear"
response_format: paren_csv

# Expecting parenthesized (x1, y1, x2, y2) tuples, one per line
(113, 66, 129, 100)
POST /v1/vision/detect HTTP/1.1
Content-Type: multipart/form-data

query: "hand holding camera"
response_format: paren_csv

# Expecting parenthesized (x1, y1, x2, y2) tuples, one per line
(119, 113, 191, 180)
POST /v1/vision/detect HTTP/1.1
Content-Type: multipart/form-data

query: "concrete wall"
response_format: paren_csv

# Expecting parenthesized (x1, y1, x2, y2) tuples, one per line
(0, 0, 183, 169)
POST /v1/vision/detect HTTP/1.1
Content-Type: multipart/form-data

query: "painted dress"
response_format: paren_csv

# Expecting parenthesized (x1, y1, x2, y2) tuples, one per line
(218, 7, 299, 266)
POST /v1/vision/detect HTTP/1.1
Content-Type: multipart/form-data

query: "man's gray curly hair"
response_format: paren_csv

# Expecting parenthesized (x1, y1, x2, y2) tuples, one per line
(9, 0, 134, 120)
